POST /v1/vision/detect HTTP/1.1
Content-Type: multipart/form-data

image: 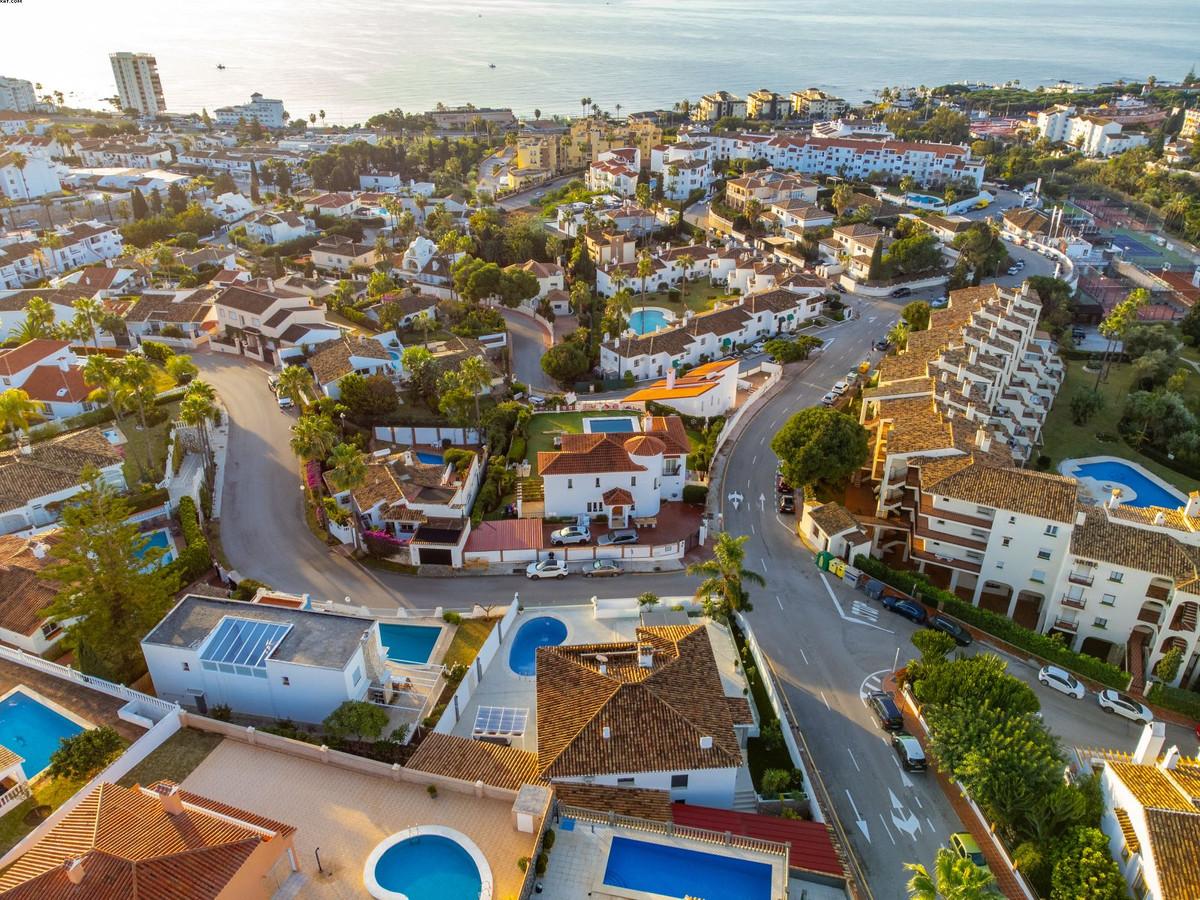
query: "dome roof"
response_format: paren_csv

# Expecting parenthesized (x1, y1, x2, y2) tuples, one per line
(624, 435, 665, 456)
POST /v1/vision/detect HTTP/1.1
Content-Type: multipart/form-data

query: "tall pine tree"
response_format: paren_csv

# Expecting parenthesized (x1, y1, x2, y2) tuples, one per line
(250, 162, 260, 203)
(41, 469, 180, 681)
(130, 188, 149, 221)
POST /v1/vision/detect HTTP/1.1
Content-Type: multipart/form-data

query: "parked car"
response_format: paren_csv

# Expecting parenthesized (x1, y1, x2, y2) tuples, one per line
(583, 560, 623, 578)
(266, 375, 279, 393)
(892, 733, 927, 771)
(1038, 665, 1085, 699)
(882, 595, 928, 624)
(528, 395, 547, 406)
(598, 528, 638, 546)
(950, 833, 989, 872)
(778, 493, 795, 514)
(831, 380, 849, 396)
(928, 615, 972, 647)
(550, 525, 591, 546)
(526, 559, 568, 579)
(750, 341, 765, 354)
(821, 392, 837, 406)
(1007, 266, 1020, 275)
(868, 691, 904, 732)
(845, 371, 859, 384)
(891, 287, 912, 298)
(930, 297, 949, 309)
(277, 393, 294, 410)
(775, 472, 793, 494)
(1097, 689, 1153, 724)
(831, 283, 847, 294)
(872, 339, 891, 352)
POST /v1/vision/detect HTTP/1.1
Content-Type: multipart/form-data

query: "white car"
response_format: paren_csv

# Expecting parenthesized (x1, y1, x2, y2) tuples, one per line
(1038, 665, 1085, 699)
(277, 394, 294, 410)
(831, 380, 849, 396)
(526, 559, 568, 579)
(1097, 689, 1153, 724)
(550, 525, 591, 546)
(820, 392, 837, 406)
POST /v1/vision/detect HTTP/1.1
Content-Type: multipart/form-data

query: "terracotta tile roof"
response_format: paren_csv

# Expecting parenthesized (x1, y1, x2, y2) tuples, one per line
(0, 744, 23, 772)
(808, 502, 859, 537)
(406, 733, 539, 791)
(0, 780, 293, 898)
(0, 289, 90, 313)
(124, 295, 211, 324)
(538, 435, 646, 477)
(348, 452, 462, 513)
(0, 428, 123, 513)
(554, 784, 674, 821)
(1113, 806, 1140, 853)
(725, 696, 754, 726)
(1003, 207, 1050, 234)
(18, 365, 90, 404)
(0, 340, 69, 377)
(1072, 508, 1200, 585)
(602, 487, 634, 505)
(536, 625, 741, 778)
(624, 435, 665, 457)
(644, 416, 691, 455)
(0, 532, 62, 636)
(307, 334, 391, 385)
(214, 285, 277, 316)
(672, 804, 845, 879)
(464, 518, 543, 553)
(924, 461, 1078, 523)
(1145, 807, 1200, 900)
(515, 260, 564, 279)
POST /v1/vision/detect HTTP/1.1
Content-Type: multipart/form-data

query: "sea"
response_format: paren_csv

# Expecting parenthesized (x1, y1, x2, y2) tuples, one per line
(5, 0, 1199, 125)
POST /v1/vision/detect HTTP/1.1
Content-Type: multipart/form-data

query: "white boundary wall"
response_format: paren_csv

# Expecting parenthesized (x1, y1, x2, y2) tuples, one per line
(433, 599, 521, 734)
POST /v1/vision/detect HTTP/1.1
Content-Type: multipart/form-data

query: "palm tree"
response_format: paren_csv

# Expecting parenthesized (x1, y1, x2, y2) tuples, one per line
(71, 296, 105, 350)
(605, 287, 634, 339)
(1163, 192, 1190, 226)
(325, 442, 367, 493)
(411, 310, 435, 347)
(82, 355, 144, 474)
(899, 175, 915, 196)
(458, 355, 491, 427)
(179, 389, 217, 463)
(888, 320, 911, 349)
(289, 413, 338, 461)
(687, 532, 765, 619)
(904, 848, 995, 899)
(277, 364, 312, 408)
(120, 353, 157, 433)
(675, 253, 694, 308)
(0, 388, 40, 446)
(17, 295, 55, 342)
(831, 182, 855, 216)
(635, 249, 654, 317)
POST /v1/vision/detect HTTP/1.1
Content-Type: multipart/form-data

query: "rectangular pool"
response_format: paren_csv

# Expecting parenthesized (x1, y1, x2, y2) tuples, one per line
(379, 623, 442, 664)
(585, 417, 638, 434)
(0, 689, 88, 778)
(135, 528, 177, 570)
(601, 835, 773, 900)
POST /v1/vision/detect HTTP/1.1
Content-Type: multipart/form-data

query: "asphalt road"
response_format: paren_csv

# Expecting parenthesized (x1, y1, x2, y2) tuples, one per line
(497, 307, 553, 391)
(495, 174, 579, 212)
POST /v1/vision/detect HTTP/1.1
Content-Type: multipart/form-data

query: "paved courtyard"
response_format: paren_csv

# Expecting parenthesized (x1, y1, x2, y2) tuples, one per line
(181, 738, 537, 899)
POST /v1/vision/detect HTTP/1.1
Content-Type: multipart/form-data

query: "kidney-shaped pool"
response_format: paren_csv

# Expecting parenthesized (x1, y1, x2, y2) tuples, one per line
(508, 616, 567, 676)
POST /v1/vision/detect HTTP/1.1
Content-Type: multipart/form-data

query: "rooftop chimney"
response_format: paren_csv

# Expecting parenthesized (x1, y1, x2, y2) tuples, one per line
(65, 859, 85, 886)
(601, 725, 611, 740)
(596, 654, 608, 676)
(666, 369, 676, 390)
(1133, 721, 1166, 765)
(1153, 511, 1166, 526)
(1107, 487, 1123, 510)
(974, 428, 991, 453)
(1186, 491, 1200, 518)
(58, 357, 70, 372)
(17, 438, 31, 457)
(159, 785, 185, 816)
(30, 541, 48, 560)
(699, 735, 713, 750)
(638, 644, 654, 668)
(1161, 745, 1181, 771)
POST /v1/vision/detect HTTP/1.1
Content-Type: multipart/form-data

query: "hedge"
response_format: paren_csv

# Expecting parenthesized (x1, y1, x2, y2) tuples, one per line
(1147, 682, 1200, 720)
(174, 496, 212, 582)
(682, 484, 708, 505)
(854, 555, 1131, 690)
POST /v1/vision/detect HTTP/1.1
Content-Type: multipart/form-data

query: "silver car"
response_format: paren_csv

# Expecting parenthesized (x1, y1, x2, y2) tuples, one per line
(550, 525, 591, 546)
(526, 559, 568, 579)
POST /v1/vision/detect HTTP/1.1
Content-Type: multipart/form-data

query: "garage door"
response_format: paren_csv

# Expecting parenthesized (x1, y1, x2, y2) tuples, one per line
(420, 548, 453, 566)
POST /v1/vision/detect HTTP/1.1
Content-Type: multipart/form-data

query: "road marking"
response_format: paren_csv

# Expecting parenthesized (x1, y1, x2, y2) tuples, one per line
(892, 756, 914, 788)
(878, 813, 896, 845)
(750, 523, 755, 535)
(850, 600, 880, 622)
(913, 794, 922, 809)
(889, 789, 923, 839)
(927, 817, 936, 832)
(859, 670, 887, 703)
(847, 748, 861, 772)
(820, 574, 894, 632)
(752, 454, 758, 466)
(777, 596, 784, 610)
(820, 691, 831, 711)
(760, 559, 767, 575)
(844, 791, 871, 843)
(797, 646, 809, 665)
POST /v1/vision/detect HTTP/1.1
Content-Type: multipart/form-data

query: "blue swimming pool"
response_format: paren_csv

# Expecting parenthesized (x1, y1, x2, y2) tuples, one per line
(379, 623, 442, 664)
(629, 308, 670, 335)
(416, 451, 444, 465)
(508, 616, 567, 676)
(586, 417, 638, 434)
(135, 529, 176, 570)
(0, 690, 87, 778)
(602, 836, 773, 900)
(906, 193, 943, 206)
(1072, 460, 1184, 509)
(371, 834, 482, 900)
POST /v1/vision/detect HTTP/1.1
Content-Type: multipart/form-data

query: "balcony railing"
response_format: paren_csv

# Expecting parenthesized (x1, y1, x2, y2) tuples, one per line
(1146, 583, 1172, 602)
(1068, 572, 1094, 587)
(1060, 595, 1087, 610)
(1053, 617, 1079, 633)
(1137, 609, 1163, 626)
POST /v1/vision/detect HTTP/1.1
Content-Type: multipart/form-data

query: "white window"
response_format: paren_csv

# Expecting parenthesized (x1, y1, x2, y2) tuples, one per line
(1001, 537, 1011, 548)
(1037, 549, 1052, 560)
(587, 500, 603, 513)
(1101, 593, 1117, 606)
(1031, 569, 1046, 584)
(1109, 571, 1124, 583)
(671, 774, 689, 789)
(1093, 617, 1108, 629)
(352, 666, 363, 685)
(1045, 525, 1059, 537)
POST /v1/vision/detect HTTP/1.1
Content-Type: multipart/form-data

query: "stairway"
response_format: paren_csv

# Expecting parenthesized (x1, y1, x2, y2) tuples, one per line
(732, 787, 759, 812)
(1127, 629, 1147, 694)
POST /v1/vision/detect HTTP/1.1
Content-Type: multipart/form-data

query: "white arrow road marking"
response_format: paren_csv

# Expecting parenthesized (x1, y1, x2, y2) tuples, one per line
(889, 789, 923, 840)
(892, 756, 914, 788)
(878, 813, 896, 845)
(845, 791, 871, 843)
(758, 492, 766, 511)
(820, 574, 894, 632)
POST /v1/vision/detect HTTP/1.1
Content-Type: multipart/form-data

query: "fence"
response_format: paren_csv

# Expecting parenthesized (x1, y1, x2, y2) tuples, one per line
(373, 425, 481, 446)
(0, 782, 30, 819)
(558, 804, 791, 862)
(711, 360, 783, 461)
(434, 599, 520, 734)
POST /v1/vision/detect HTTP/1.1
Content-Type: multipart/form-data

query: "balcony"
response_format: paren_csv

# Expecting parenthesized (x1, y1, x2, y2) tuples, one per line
(1053, 617, 1079, 633)
(1146, 583, 1172, 602)
(1068, 572, 1095, 587)
(915, 518, 988, 552)
(1060, 594, 1087, 610)
(918, 501, 993, 530)
(1137, 608, 1163, 626)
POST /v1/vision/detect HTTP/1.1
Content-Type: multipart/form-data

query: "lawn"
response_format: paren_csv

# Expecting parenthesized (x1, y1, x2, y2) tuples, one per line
(524, 410, 631, 464)
(639, 282, 736, 315)
(119, 400, 181, 487)
(443, 617, 498, 669)
(117, 728, 223, 789)
(0, 772, 91, 855)
(1039, 359, 1200, 493)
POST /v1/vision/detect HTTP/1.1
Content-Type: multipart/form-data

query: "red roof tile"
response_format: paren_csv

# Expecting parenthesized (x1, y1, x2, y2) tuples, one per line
(672, 804, 845, 878)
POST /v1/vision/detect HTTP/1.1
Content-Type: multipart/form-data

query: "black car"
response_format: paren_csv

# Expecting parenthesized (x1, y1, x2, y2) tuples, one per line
(778, 493, 795, 514)
(868, 691, 904, 732)
(831, 283, 847, 294)
(891, 287, 912, 298)
(892, 733, 927, 771)
(928, 614, 973, 646)
(882, 595, 928, 624)
(872, 339, 891, 352)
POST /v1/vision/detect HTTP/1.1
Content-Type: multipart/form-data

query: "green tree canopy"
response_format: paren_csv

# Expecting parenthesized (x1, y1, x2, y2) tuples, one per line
(901, 300, 932, 332)
(1048, 827, 1127, 900)
(904, 846, 994, 900)
(322, 700, 389, 743)
(686, 532, 765, 619)
(770, 407, 869, 489)
(338, 373, 399, 419)
(47, 726, 126, 780)
(541, 341, 591, 384)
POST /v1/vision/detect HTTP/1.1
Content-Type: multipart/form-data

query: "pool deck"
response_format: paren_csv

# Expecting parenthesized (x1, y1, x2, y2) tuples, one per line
(181, 738, 535, 900)
(449, 606, 640, 749)
(0, 658, 144, 745)
(1059, 455, 1189, 508)
(380, 617, 452, 666)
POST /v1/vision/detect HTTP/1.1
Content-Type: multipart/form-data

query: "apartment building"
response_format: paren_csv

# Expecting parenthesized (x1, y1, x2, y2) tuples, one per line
(109, 51, 166, 116)
(693, 91, 747, 122)
(650, 141, 713, 201)
(724, 168, 819, 210)
(790, 89, 848, 120)
(692, 128, 985, 188)
(73, 138, 174, 168)
(586, 147, 640, 197)
(509, 117, 663, 187)
(1035, 105, 1150, 157)
(0, 77, 36, 113)
(746, 89, 791, 121)
(215, 92, 287, 129)
(0, 151, 60, 200)
(1182, 108, 1200, 141)
(429, 106, 515, 129)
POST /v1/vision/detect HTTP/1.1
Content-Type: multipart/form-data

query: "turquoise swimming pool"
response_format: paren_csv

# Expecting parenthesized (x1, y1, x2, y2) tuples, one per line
(0, 690, 87, 778)
(602, 835, 773, 900)
(369, 833, 482, 900)
(629, 308, 670, 335)
(379, 623, 442, 664)
(1069, 459, 1185, 509)
(135, 528, 176, 570)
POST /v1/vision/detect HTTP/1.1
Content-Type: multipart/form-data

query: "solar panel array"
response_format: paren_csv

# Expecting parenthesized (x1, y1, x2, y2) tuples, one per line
(473, 706, 529, 737)
(199, 617, 291, 669)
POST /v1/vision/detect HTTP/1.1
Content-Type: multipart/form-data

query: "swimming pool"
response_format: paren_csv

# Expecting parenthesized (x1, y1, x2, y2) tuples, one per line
(508, 616, 567, 676)
(364, 829, 488, 900)
(379, 623, 442, 664)
(416, 451, 444, 465)
(584, 417, 638, 434)
(1068, 459, 1185, 509)
(628, 308, 671, 335)
(135, 528, 176, 570)
(602, 835, 773, 900)
(0, 689, 88, 779)
(906, 193, 943, 207)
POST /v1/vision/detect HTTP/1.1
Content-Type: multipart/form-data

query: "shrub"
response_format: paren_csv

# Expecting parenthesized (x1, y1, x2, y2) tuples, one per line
(427, 784, 438, 799)
(1147, 681, 1200, 719)
(761, 768, 792, 797)
(174, 495, 211, 582)
(854, 555, 1130, 689)
(443, 610, 462, 625)
(47, 726, 124, 780)
(506, 435, 527, 463)
(443, 448, 473, 473)
(140, 340, 175, 364)
(542, 829, 556, 850)
(517, 857, 530, 873)
(211, 704, 232, 722)
(232, 578, 270, 601)
(323, 700, 389, 743)
(682, 484, 708, 505)
(535, 851, 549, 876)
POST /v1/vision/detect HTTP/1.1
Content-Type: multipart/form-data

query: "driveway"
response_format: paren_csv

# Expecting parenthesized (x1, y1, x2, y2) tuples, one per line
(497, 307, 553, 391)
